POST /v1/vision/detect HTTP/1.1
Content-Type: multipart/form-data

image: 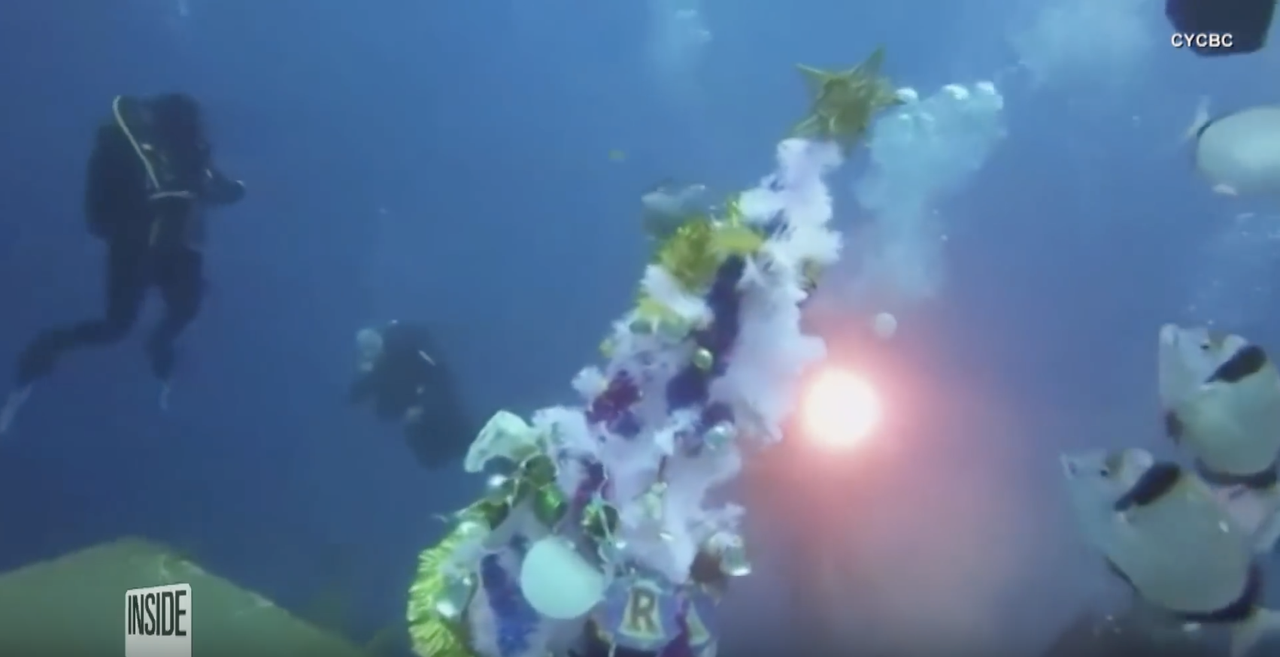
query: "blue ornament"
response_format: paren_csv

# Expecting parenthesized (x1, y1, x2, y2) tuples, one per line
(703, 258, 745, 363)
(666, 258, 746, 412)
(683, 589, 719, 652)
(614, 411, 643, 438)
(658, 632, 695, 657)
(665, 365, 709, 411)
(479, 552, 539, 657)
(595, 570, 681, 652)
(570, 460, 607, 507)
(699, 403, 733, 430)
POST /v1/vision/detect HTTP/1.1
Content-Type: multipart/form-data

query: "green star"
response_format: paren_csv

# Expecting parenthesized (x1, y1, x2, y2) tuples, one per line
(792, 47, 903, 151)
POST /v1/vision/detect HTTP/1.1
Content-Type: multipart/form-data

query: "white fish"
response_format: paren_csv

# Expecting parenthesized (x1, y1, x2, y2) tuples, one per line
(641, 180, 708, 239)
(1189, 98, 1280, 197)
(1157, 324, 1280, 552)
(1060, 447, 1280, 657)
(1157, 324, 1242, 411)
(1157, 325, 1280, 488)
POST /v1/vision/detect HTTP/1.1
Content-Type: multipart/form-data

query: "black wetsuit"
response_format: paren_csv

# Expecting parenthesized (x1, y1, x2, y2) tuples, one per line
(1166, 0, 1275, 55)
(349, 321, 475, 469)
(13, 94, 244, 387)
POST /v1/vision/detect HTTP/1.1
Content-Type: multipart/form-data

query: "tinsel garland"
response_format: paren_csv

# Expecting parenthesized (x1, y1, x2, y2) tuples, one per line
(406, 48, 901, 657)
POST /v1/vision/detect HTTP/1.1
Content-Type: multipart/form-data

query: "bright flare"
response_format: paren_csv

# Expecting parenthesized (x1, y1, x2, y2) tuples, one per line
(802, 368, 883, 447)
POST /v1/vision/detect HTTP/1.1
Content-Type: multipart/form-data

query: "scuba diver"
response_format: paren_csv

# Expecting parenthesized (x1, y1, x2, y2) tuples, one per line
(349, 321, 476, 469)
(1166, 0, 1275, 55)
(0, 93, 245, 433)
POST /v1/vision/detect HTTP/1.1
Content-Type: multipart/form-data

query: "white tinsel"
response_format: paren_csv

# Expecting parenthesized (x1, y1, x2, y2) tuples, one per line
(576, 138, 844, 582)
(457, 138, 848, 657)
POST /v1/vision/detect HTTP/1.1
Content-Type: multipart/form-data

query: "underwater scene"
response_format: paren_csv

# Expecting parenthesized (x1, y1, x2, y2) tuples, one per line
(0, 0, 1278, 656)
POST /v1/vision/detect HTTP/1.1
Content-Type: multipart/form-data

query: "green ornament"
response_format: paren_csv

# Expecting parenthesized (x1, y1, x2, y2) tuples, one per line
(532, 486, 568, 527)
(521, 454, 557, 485)
(581, 500, 620, 541)
(703, 422, 735, 450)
(476, 497, 510, 529)
(692, 348, 714, 371)
(499, 476, 526, 504)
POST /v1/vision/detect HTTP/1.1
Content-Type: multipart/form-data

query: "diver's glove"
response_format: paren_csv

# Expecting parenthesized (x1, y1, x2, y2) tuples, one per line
(1166, 0, 1275, 55)
(201, 168, 245, 206)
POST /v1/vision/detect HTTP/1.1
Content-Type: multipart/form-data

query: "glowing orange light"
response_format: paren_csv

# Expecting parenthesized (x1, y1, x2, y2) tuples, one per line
(801, 368, 883, 448)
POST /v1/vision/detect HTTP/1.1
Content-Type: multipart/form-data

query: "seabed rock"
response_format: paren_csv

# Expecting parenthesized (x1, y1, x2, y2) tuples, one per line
(0, 537, 373, 656)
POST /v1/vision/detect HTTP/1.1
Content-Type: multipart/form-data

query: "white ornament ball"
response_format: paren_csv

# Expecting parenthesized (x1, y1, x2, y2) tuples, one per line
(519, 536, 606, 619)
(872, 312, 898, 339)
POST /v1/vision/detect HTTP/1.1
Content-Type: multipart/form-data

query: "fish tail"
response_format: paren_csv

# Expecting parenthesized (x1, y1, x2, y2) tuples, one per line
(1252, 488, 1280, 554)
(1255, 514, 1280, 554)
(1185, 96, 1211, 141)
(1228, 607, 1280, 657)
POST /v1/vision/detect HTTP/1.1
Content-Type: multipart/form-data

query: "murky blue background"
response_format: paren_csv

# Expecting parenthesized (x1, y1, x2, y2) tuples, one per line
(0, 0, 1274, 653)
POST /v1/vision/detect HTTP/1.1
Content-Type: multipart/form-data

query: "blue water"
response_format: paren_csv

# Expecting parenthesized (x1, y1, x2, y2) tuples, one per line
(0, 0, 1275, 653)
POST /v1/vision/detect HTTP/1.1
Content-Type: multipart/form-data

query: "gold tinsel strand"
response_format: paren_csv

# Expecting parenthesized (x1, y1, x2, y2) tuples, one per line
(406, 527, 479, 657)
(649, 217, 766, 295)
(721, 195, 745, 226)
(620, 207, 769, 359)
(655, 218, 720, 291)
(713, 225, 765, 258)
(628, 215, 767, 342)
(407, 455, 568, 657)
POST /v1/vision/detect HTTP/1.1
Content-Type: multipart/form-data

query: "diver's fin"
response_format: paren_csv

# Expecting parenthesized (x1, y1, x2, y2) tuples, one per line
(0, 385, 33, 435)
(1228, 607, 1280, 657)
(1185, 96, 1212, 142)
(159, 383, 172, 411)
